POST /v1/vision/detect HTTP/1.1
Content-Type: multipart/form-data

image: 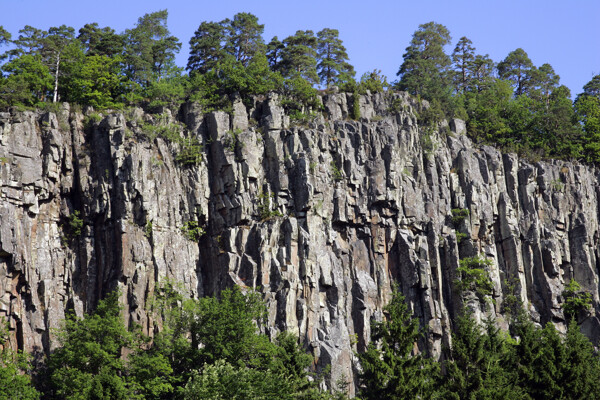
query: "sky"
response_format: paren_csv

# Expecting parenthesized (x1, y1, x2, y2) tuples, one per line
(2, 0, 599, 96)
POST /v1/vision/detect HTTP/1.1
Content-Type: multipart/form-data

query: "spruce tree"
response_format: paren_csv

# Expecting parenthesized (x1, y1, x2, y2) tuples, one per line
(357, 290, 439, 399)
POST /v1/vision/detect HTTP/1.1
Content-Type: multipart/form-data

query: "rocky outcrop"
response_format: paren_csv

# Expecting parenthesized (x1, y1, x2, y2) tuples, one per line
(0, 92, 599, 394)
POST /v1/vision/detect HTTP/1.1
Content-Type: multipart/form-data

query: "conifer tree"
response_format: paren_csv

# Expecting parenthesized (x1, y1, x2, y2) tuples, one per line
(396, 21, 452, 100)
(497, 48, 534, 96)
(357, 290, 439, 399)
(316, 28, 354, 88)
(278, 30, 319, 84)
(452, 36, 475, 93)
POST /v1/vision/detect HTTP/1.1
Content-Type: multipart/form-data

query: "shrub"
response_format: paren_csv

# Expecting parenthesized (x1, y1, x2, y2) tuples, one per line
(181, 220, 205, 241)
(451, 208, 470, 225)
(455, 255, 494, 300)
(562, 279, 592, 320)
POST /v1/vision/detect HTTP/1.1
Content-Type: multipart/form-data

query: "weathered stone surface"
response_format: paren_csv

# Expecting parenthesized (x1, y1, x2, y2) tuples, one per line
(0, 93, 599, 394)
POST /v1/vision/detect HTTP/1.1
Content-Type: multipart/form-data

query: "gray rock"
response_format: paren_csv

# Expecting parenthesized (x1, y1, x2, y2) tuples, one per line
(1, 92, 600, 394)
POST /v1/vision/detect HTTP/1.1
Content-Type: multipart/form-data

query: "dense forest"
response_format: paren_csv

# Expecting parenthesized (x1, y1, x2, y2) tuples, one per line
(0, 11, 599, 162)
(2, 10, 600, 399)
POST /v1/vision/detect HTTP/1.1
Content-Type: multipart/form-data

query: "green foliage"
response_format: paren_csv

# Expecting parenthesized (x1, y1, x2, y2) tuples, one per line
(224, 128, 243, 152)
(84, 111, 103, 129)
(66, 54, 126, 109)
(257, 191, 283, 220)
(575, 79, 600, 163)
(180, 220, 205, 241)
(562, 279, 592, 320)
(68, 210, 84, 237)
(45, 291, 173, 399)
(330, 160, 343, 181)
(46, 291, 138, 399)
(278, 30, 319, 85)
(456, 231, 468, 243)
(451, 208, 470, 225)
(289, 110, 319, 126)
(0, 319, 40, 399)
(442, 314, 523, 399)
(123, 10, 181, 87)
(0, 54, 53, 107)
(144, 220, 152, 239)
(396, 21, 452, 104)
(455, 255, 494, 299)
(357, 69, 388, 94)
(357, 290, 439, 399)
(184, 360, 289, 399)
(497, 48, 534, 96)
(137, 118, 203, 165)
(316, 28, 355, 88)
(282, 75, 320, 113)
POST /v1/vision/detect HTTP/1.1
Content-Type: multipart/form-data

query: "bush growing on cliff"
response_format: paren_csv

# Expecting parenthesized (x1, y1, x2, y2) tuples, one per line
(455, 255, 494, 300)
(562, 278, 593, 321)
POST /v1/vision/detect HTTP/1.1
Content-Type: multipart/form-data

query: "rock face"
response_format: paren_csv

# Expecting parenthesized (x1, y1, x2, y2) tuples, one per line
(1, 93, 599, 393)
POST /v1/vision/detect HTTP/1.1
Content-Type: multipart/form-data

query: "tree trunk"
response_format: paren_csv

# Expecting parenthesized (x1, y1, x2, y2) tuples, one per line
(53, 53, 60, 103)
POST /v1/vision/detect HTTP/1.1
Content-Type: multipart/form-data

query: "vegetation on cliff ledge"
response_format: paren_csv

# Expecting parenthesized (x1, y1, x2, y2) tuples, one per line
(1, 13, 598, 163)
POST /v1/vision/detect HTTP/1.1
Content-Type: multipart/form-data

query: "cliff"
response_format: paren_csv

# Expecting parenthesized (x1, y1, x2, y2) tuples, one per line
(0, 91, 599, 392)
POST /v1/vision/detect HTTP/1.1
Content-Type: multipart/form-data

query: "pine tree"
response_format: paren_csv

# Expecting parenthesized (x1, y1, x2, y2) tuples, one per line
(223, 12, 265, 66)
(124, 10, 181, 86)
(396, 21, 452, 100)
(316, 28, 354, 88)
(497, 48, 534, 96)
(357, 290, 439, 399)
(279, 30, 319, 84)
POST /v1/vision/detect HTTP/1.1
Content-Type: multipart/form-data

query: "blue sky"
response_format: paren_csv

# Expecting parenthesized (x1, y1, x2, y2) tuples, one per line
(2, 0, 599, 95)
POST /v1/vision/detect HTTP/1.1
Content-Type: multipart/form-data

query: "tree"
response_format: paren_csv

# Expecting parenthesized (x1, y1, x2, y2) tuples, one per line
(7, 24, 79, 103)
(279, 30, 319, 84)
(316, 28, 354, 88)
(78, 23, 125, 57)
(442, 314, 523, 399)
(575, 78, 600, 162)
(497, 48, 534, 96)
(396, 21, 452, 100)
(530, 63, 560, 105)
(0, 26, 11, 61)
(43, 25, 76, 102)
(562, 279, 592, 321)
(0, 319, 40, 399)
(454, 255, 494, 301)
(47, 291, 141, 399)
(187, 21, 227, 73)
(452, 36, 475, 93)
(224, 12, 265, 66)
(561, 319, 600, 397)
(124, 10, 181, 86)
(9, 25, 45, 57)
(358, 69, 389, 94)
(581, 74, 600, 99)
(65, 54, 126, 108)
(0, 54, 53, 107)
(266, 36, 284, 70)
(357, 290, 439, 399)
(469, 54, 495, 92)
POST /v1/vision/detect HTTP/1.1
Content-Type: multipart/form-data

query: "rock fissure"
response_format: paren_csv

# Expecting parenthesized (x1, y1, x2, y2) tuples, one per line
(0, 92, 599, 393)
